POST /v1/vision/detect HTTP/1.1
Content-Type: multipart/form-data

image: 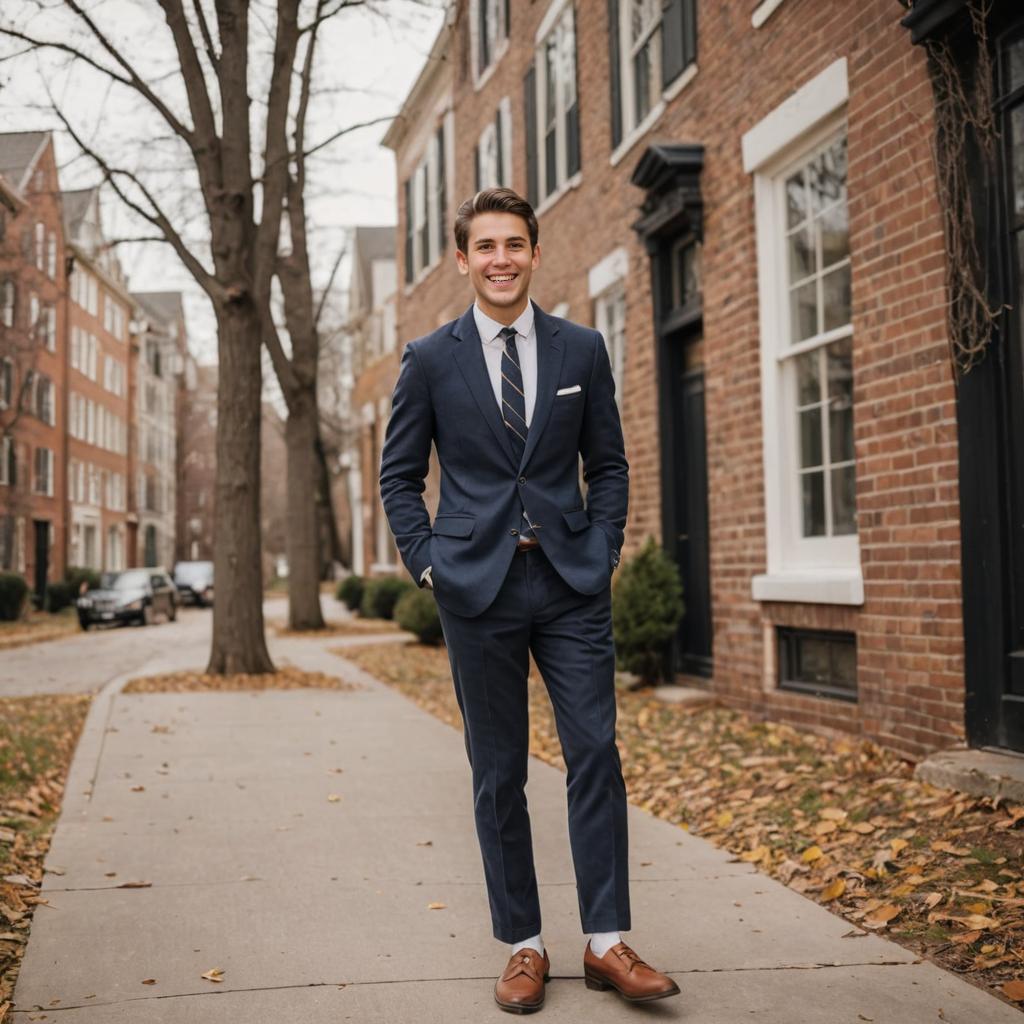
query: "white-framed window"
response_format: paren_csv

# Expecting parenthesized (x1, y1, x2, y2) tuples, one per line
(87, 398, 96, 446)
(475, 98, 512, 190)
(88, 334, 98, 380)
(46, 231, 56, 279)
(0, 436, 13, 486)
(588, 246, 629, 402)
(1, 279, 14, 328)
(403, 117, 450, 283)
(103, 295, 125, 339)
(33, 447, 54, 496)
(34, 222, 44, 271)
(29, 292, 39, 338)
(745, 58, 860, 606)
(0, 358, 12, 409)
(526, 0, 580, 206)
(88, 464, 101, 506)
(33, 374, 55, 426)
(471, 0, 509, 84)
(608, 0, 697, 156)
(45, 305, 56, 352)
(87, 274, 98, 316)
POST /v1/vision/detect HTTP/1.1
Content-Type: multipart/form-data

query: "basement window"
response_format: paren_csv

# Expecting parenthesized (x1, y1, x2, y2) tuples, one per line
(777, 627, 856, 702)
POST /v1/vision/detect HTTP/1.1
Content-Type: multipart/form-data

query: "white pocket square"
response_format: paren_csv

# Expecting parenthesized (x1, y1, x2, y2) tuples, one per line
(556, 384, 582, 396)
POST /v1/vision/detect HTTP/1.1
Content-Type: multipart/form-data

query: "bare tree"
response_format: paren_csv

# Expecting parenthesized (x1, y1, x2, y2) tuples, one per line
(0, 0, 389, 668)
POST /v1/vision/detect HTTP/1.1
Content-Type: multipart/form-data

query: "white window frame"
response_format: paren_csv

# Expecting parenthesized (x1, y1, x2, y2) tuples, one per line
(471, 0, 509, 89)
(0, 358, 12, 409)
(45, 305, 56, 352)
(34, 222, 44, 271)
(2, 279, 14, 328)
(533, 0, 579, 207)
(588, 246, 629, 402)
(34, 447, 54, 497)
(476, 99, 512, 190)
(743, 58, 861, 606)
(46, 231, 56, 279)
(0, 436, 11, 486)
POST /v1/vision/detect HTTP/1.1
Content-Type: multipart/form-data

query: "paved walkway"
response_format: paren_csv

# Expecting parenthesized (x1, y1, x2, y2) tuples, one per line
(11, 632, 1020, 1022)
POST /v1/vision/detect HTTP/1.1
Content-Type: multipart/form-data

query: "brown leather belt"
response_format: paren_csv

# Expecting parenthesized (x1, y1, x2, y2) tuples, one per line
(515, 537, 541, 553)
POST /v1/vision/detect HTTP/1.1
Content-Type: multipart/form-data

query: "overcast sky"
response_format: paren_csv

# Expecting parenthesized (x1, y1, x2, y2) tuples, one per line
(0, 0, 446, 362)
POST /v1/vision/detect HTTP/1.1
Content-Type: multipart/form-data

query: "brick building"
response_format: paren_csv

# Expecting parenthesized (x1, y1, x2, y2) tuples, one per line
(342, 225, 399, 577)
(381, 0, 1019, 761)
(0, 132, 68, 598)
(178, 363, 217, 563)
(63, 186, 132, 573)
(131, 291, 188, 568)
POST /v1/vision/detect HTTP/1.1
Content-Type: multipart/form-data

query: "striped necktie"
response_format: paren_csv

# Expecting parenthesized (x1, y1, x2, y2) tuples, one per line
(499, 325, 535, 540)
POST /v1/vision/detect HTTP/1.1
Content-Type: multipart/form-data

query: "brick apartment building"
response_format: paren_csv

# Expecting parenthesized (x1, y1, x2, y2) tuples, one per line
(62, 186, 132, 574)
(378, 0, 1024, 760)
(132, 292, 187, 568)
(344, 225, 399, 577)
(0, 132, 68, 598)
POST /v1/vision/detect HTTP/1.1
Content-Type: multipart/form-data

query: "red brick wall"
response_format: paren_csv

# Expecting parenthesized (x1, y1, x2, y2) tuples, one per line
(0, 136, 68, 590)
(393, 0, 961, 759)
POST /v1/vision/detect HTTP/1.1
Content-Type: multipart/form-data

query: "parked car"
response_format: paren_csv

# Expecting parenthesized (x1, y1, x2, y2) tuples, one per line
(173, 560, 214, 607)
(77, 568, 178, 629)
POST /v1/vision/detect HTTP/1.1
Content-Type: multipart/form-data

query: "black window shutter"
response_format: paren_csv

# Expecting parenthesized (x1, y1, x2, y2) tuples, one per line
(565, 12, 581, 179)
(495, 110, 504, 186)
(683, 0, 697, 67)
(608, 0, 622, 149)
(403, 178, 414, 283)
(661, 0, 689, 89)
(524, 64, 538, 207)
(436, 123, 447, 254)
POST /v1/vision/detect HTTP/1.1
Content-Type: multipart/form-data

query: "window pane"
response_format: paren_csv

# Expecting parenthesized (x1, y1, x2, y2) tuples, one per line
(634, 43, 653, 124)
(794, 348, 819, 403)
(787, 226, 813, 282)
(831, 637, 857, 688)
(819, 202, 849, 268)
(796, 636, 831, 683)
(789, 280, 817, 343)
(799, 407, 822, 469)
(785, 172, 806, 229)
(1008, 36, 1024, 95)
(831, 463, 856, 535)
(808, 137, 846, 213)
(827, 337, 854, 462)
(801, 471, 826, 536)
(822, 264, 851, 331)
(1012, 105, 1024, 220)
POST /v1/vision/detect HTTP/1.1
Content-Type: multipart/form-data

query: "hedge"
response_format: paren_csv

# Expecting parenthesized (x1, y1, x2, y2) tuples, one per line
(360, 577, 415, 620)
(394, 587, 444, 645)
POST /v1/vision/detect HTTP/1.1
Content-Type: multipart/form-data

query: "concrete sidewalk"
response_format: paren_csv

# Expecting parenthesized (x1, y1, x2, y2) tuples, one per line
(11, 636, 1019, 1022)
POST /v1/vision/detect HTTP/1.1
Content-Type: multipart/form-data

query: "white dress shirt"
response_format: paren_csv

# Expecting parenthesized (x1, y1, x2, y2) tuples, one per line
(473, 301, 537, 428)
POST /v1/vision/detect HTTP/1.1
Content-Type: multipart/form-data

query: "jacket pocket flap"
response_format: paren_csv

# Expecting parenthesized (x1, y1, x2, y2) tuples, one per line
(562, 508, 590, 533)
(432, 515, 475, 538)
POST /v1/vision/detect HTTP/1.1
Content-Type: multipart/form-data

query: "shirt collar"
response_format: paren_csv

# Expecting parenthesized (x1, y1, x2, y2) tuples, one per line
(474, 300, 534, 345)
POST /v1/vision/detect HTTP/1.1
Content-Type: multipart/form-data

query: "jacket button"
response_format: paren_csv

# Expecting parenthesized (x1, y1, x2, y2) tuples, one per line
(518, 476, 526, 484)
(509, 529, 519, 536)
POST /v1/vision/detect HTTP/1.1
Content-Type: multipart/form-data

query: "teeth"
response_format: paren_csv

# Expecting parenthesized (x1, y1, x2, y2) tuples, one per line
(490, 275, 515, 282)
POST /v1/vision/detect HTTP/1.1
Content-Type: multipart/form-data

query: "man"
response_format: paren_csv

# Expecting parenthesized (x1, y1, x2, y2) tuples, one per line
(380, 188, 679, 1013)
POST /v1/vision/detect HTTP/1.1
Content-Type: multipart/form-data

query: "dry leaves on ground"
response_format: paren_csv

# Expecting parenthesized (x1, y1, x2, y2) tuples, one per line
(0, 612, 79, 652)
(123, 667, 362, 693)
(0, 695, 91, 1018)
(270, 617, 406, 639)
(340, 641, 1024, 1009)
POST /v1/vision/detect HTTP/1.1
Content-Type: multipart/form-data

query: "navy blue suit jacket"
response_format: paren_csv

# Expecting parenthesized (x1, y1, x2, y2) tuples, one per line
(379, 302, 629, 618)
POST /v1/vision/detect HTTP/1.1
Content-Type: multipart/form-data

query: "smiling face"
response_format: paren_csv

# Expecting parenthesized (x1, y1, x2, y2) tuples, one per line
(455, 211, 541, 325)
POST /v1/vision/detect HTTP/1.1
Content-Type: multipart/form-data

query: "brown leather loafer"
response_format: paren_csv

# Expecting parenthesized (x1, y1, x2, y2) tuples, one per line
(494, 947, 550, 1014)
(583, 941, 680, 1003)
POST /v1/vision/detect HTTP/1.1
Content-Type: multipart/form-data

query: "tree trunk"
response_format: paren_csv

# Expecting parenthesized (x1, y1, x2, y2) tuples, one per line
(207, 302, 275, 674)
(315, 425, 344, 574)
(285, 392, 325, 630)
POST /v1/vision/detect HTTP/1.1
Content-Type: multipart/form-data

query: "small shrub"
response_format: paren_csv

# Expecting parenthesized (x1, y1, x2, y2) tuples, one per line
(0, 572, 29, 622)
(611, 538, 684, 684)
(336, 575, 364, 611)
(66, 566, 101, 593)
(394, 588, 444, 645)
(360, 576, 415, 620)
(44, 581, 77, 614)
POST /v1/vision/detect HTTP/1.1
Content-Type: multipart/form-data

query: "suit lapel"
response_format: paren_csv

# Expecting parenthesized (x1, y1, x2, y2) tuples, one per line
(520, 302, 564, 472)
(451, 306, 518, 470)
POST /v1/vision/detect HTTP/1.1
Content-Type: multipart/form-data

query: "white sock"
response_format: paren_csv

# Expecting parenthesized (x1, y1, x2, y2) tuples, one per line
(589, 931, 621, 958)
(511, 934, 545, 956)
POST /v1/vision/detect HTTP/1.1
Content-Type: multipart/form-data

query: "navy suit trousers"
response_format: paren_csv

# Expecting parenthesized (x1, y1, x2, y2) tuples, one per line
(437, 545, 631, 943)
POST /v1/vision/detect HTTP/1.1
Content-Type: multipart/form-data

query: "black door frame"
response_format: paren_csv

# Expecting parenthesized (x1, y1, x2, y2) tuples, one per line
(631, 144, 712, 677)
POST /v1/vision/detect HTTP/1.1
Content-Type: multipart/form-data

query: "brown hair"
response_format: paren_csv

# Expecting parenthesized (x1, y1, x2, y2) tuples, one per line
(453, 187, 539, 253)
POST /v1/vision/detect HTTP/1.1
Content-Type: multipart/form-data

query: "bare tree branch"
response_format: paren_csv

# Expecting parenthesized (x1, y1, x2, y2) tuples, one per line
(190, 0, 221, 71)
(314, 241, 347, 331)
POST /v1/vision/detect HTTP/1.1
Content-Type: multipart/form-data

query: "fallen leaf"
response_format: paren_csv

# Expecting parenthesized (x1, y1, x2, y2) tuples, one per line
(715, 810, 733, 828)
(950, 930, 982, 945)
(849, 822, 875, 834)
(820, 808, 848, 822)
(116, 881, 152, 889)
(890, 838, 908, 856)
(141, 978, 157, 985)
(863, 904, 901, 928)
(821, 878, 846, 901)
(815, 820, 838, 836)
(426, 902, 446, 910)
(1001, 980, 1024, 1002)
(327, 794, 342, 803)
(130, 785, 145, 792)
(924, 893, 943, 909)
(802, 845, 823, 863)
(200, 968, 224, 983)
(416, 840, 433, 847)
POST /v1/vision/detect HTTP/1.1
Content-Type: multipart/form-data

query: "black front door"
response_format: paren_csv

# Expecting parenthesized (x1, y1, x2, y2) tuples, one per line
(32, 520, 49, 601)
(665, 339, 713, 676)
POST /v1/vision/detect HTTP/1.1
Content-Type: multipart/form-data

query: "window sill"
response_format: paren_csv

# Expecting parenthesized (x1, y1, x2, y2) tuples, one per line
(752, 0, 789, 28)
(752, 569, 864, 606)
(473, 38, 509, 94)
(609, 64, 698, 169)
(534, 170, 583, 219)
